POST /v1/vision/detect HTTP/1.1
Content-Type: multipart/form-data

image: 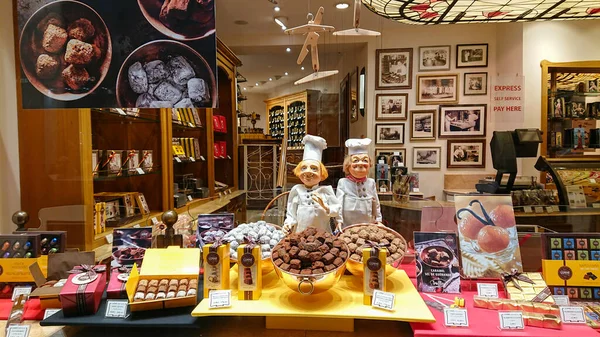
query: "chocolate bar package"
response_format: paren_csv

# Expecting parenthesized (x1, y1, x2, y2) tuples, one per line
(140, 150, 153, 173)
(237, 244, 262, 300)
(414, 232, 460, 293)
(102, 150, 122, 176)
(12, 231, 66, 255)
(203, 241, 230, 297)
(122, 150, 140, 175)
(363, 246, 386, 305)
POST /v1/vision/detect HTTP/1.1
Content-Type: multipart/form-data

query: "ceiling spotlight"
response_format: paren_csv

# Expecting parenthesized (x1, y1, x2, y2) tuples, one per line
(255, 82, 259, 86)
(285, 72, 288, 76)
(335, 2, 349, 9)
(243, 87, 247, 90)
(269, 78, 273, 81)
(286, 47, 291, 52)
(274, 6, 280, 12)
(301, 66, 305, 70)
(274, 17, 287, 30)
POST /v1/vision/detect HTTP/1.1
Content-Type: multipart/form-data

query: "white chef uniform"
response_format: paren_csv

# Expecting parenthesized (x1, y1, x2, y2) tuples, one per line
(283, 135, 342, 233)
(336, 138, 382, 227)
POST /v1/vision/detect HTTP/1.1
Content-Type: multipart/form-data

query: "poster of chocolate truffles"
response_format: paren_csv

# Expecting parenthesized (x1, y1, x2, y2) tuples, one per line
(111, 227, 152, 267)
(414, 232, 460, 293)
(455, 195, 523, 279)
(16, 0, 216, 109)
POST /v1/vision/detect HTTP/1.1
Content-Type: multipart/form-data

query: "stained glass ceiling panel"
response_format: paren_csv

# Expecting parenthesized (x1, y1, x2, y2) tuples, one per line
(362, 0, 600, 24)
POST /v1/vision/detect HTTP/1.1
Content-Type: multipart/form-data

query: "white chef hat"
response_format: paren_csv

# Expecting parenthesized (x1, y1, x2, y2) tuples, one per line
(345, 138, 372, 155)
(302, 135, 327, 162)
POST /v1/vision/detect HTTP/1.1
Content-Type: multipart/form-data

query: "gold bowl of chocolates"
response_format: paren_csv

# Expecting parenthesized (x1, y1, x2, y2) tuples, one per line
(271, 227, 350, 295)
(340, 224, 408, 278)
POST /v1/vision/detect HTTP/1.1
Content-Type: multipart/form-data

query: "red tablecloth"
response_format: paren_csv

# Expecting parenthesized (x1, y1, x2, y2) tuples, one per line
(0, 298, 45, 320)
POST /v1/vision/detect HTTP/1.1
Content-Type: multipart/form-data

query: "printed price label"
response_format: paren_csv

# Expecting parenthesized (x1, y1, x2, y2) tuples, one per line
(523, 206, 533, 213)
(444, 308, 469, 327)
(593, 203, 600, 209)
(151, 217, 159, 226)
(372, 290, 395, 311)
(546, 206, 555, 213)
(553, 295, 570, 306)
(135, 168, 145, 175)
(174, 157, 182, 163)
(116, 108, 127, 116)
(498, 311, 524, 330)
(552, 205, 561, 212)
(560, 306, 586, 324)
(105, 300, 129, 318)
(7, 325, 30, 337)
(477, 283, 499, 298)
(11, 286, 32, 301)
(189, 157, 196, 162)
(133, 224, 140, 228)
(187, 195, 193, 201)
(534, 206, 545, 213)
(209, 290, 232, 309)
(413, 188, 420, 193)
(105, 234, 114, 244)
(227, 155, 232, 159)
(188, 122, 194, 127)
(43, 309, 60, 320)
(590, 178, 597, 184)
(200, 156, 206, 161)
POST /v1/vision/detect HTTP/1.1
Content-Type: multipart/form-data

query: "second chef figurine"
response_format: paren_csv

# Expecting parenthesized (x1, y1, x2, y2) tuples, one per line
(336, 138, 382, 228)
(283, 135, 341, 235)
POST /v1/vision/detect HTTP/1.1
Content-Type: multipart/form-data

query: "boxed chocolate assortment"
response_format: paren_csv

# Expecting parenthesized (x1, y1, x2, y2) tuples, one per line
(363, 246, 386, 305)
(473, 296, 562, 329)
(126, 247, 200, 311)
(237, 243, 262, 300)
(0, 234, 41, 259)
(503, 271, 554, 303)
(12, 231, 66, 255)
(140, 150, 154, 172)
(94, 192, 143, 228)
(122, 150, 140, 175)
(100, 150, 122, 176)
(107, 266, 135, 299)
(203, 240, 231, 297)
(0, 234, 45, 298)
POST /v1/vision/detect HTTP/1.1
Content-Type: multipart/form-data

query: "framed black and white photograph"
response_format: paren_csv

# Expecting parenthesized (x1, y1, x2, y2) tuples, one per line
(447, 139, 486, 169)
(376, 94, 408, 120)
(376, 123, 405, 145)
(464, 72, 488, 96)
(410, 110, 436, 140)
(376, 48, 413, 90)
(439, 104, 487, 138)
(412, 147, 441, 169)
(375, 149, 407, 167)
(456, 44, 488, 68)
(419, 45, 450, 71)
(417, 74, 458, 105)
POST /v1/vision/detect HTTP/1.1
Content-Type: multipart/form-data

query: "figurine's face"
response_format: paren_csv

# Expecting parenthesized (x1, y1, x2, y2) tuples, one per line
(298, 160, 322, 187)
(349, 154, 370, 179)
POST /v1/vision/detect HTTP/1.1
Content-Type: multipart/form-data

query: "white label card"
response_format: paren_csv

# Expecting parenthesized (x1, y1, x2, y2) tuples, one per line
(175, 157, 182, 163)
(105, 234, 114, 244)
(523, 206, 533, 213)
(444, 308, 469, 327)
(11, 286, 32, 301)
(43, 309, 60, 320)
(590, 178, 597, 184)
(546, 206, 554, 213)
(593, 203, 600, 209)
(553, 295, 570, 306)
(7, 325, 30, 337)
(477, 283, 499, 298)
(188, 122, 194, 127)
(552, 205, 561, 212)
(151, 217, 159, 226)
(372, 290, 395, 311)
(534, 206, 545, 213)
(498, 311, 524, 330)
(135, 168, 145, 175)
(133, 224, 140, 228)
(187, 195, 193, 201)
(189, 157, 196, 162)
(560, 306, 586, 324)
(105, 300, 129, 318)
(116, 108, 127, 116)
(227, 155, 232, 159)
(209, 290, 232, 309)
(413, 188, 420, 193)
(200, 156, 206, 161)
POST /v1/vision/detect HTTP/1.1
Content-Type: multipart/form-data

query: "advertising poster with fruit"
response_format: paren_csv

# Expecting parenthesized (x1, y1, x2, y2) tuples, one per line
(455, 195, 523, 279)
(16, 0, 216, 109)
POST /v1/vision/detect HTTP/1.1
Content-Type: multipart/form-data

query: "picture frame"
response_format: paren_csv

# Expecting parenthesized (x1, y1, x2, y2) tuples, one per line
(340, 73, 350, 128)
(463, 72, 488, 96)
(350, 67, 359, 122)
(412, 147, 441, 169)
(587, 79, 599, 93)
(456, 44, 488, 68)
(375, 123, 405, 145)
(419, 45, 451, 72)
(416, 74, 459, 105)
(376, 48, 413, 90)
(446, 139, 486, 168)
(410, 110, 436, 141)
(439, 104, 487, 138)
(376, 94, 408, 121)
(375, 149, 407, 167)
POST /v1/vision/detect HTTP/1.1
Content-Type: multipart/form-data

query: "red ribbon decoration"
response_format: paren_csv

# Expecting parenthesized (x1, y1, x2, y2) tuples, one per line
(68, 264, 106, 281)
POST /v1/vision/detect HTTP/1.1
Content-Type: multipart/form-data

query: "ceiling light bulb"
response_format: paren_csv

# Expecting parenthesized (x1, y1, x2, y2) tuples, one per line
(255, 82, 259, 86)
(336, 3, 349, 9)
(285, 72, 288, 76)
(243, 87, 247, 90)
(269, 78, 273, 81)
(301, 66, 305, 70)
(286, 47, 291, 52)
(274, 6, 280, 12)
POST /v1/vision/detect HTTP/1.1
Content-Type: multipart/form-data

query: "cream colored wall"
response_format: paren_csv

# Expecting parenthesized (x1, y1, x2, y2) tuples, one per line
(0, 0, 20, 234)
(240, 93, 268, 132)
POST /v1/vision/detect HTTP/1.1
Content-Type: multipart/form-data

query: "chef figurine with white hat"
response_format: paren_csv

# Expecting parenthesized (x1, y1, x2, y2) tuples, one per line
(336, 138, 383, 228)
(283, 135, 342, 235)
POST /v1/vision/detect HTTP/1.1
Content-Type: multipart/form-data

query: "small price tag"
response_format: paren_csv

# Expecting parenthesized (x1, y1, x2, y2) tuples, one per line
(554, 295, 570, 306)
(7, 325, 30, 337)
(444, 308, 469, 327)
(218, 193, 223, 198)
(546, 206, 555, 213)
(151, 217, 159, 225)
(498, 311, 524, 330)
(399, 163, 405, 167)
(115, 108, 127, 116)
(552, 205, 561, 212)
(590, 178, 597, 184)
(188, 122, 194, 127)
(133, 224, 140, 228)
(174, 157, 182, 163)
(523, 206, 533, 213)
(200, 156, 206, 161)
(189, 157, 196, 162)
(105, 300, 129, 318)
(477, 283, 499, 298)
(413, 188, 420, 193)
(135, 168, 145, 175)
(378, 160, 384, 164)
(371, 290, 395, 311)
(593, 203, 600, 209)
(187, 195, 193, 202)
(105, 234, 114, 244)
(43, 309, 60, 320)
(208, 290, 232, 309)
(11, 286, 32, 301)
(534, 206, 545, 213)
(227, 155, 232, 159)
(560, 306, 586, 324)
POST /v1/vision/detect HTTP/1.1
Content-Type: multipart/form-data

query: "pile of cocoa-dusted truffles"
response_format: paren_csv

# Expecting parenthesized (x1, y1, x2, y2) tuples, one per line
(340, 225, 406, 265)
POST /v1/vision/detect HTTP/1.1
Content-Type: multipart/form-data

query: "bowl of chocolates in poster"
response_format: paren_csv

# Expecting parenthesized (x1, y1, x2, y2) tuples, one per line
(271, 227, 349, 295)
(138, 0, 215, 41)
(19, 0, 112, 101)
(340, 224, 407, 278)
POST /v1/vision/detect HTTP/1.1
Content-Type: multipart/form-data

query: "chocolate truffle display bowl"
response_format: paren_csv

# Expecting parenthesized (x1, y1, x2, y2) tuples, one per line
(19, 0, 112, 101)
(116, 40, 217, 108)
(230, 223, 282, 276)
(341, 224, 408, 278)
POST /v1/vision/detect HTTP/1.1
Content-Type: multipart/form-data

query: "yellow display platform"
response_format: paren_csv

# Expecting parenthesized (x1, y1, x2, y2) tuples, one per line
(192, 269, 435, 331)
